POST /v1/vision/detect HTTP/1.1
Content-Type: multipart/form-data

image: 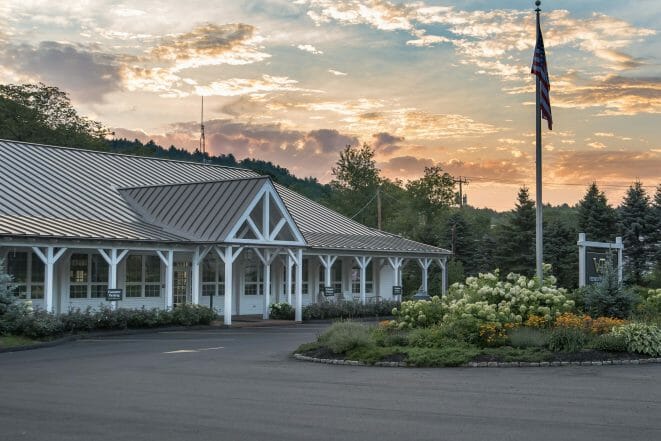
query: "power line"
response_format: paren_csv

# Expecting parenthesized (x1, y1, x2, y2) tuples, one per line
(462, 176, 657, 189)
(349, 192, 379, 220)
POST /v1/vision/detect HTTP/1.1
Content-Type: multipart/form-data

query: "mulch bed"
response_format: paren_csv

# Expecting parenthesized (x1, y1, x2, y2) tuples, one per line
(473, 350, 643, 363)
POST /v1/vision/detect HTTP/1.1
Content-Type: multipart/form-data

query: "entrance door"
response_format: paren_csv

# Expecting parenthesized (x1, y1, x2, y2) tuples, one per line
(173, 261, 191, 306)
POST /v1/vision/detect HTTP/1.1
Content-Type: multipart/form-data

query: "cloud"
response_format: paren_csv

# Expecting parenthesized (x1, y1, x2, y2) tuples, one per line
(114, 119, 358, 180)
(588, 141, 606, 150)
(551, 150, 661, 182)
(372, 132, 404, 154)
(296, 44, 323, 54)
(328, 69, 347, 76)
(148, 23, 270, 70)
(2, 41, 122, 102)
(193, 74, 319, 97)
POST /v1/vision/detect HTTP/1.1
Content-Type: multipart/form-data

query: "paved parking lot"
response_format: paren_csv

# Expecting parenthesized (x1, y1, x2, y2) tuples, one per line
(1, 324, 660, 441)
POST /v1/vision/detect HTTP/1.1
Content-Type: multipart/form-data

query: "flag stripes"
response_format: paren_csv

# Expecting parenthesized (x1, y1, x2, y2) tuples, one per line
(531, 17, 552, 130)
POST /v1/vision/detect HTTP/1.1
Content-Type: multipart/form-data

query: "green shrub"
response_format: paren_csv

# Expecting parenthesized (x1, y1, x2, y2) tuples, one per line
(16, 311, 64, 339)
(635, 289, 661, 321)
(590, 333, 628, 352)
(547, 327, 590, 352)
(303, 300, 398, 321)
(583, 262, 638, 319)
(125, 308, 164, 328)
(270, 302, 294, 320)
(60, 307, 96, 333)
(481, 346, 552, 363)
(404, 343, 479, 367)
(612, 323, 661, 356)
(508, 327, 549, 348)
(318, 321, 371, 353)
(392, 296, 444, 329)
(371, 327, 407, 347)
(346, 345, 404, 364)
(406, 326, 448, 348)
(439, 316, 482, 344)
(171, 304, 216, 326)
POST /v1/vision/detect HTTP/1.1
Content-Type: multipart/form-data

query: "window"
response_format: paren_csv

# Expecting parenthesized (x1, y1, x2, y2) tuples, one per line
(284, 258, 309, 295)
(201, 255, 225, 297)
(318, 260, 342, 294)
(243, 250, 263, 295)
(4, 250, 44, 300)
(69, 253, 108, 299)
(351, 261, 373, 294)
(125, 255, 161, 298)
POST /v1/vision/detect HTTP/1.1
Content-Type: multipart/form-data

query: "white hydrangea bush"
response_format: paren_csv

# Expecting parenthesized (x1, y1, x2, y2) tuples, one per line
(392, 267, 575, 329)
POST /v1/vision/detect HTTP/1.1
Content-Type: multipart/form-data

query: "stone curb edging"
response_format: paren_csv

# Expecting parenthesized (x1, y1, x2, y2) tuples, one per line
(293, 353, 661, 368)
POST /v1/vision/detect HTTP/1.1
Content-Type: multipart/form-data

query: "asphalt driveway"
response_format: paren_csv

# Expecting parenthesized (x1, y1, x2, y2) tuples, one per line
(0, 324, 659, 441)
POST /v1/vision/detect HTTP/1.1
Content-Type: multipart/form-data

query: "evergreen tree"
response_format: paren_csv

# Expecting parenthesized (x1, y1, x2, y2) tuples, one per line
(474, 233, 497, 274)
(544, 219, 578, 289)
(577, 183, 618, 242)
(494, 187, 536, 276)
(443, 210, 475, 274)
(651, 185, 661, 265)
(619, 181, 653, 285)
(0, 258, 15, 316)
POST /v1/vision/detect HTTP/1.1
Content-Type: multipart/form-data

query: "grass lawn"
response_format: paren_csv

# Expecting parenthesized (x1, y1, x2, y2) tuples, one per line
(0, 335, 36, 349)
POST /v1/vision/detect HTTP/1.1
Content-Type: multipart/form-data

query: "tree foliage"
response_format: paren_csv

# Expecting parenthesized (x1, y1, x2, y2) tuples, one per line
(494, 187, 536, 277)
(619, 181, 653, 284)
(577, 183, 617, 242)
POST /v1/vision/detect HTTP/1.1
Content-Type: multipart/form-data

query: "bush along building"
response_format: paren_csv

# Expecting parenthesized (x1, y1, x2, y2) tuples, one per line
(0, 140, 450, 325)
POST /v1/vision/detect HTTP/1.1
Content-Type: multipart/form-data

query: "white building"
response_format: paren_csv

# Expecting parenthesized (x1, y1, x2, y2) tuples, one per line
(0, 140, 450, 325)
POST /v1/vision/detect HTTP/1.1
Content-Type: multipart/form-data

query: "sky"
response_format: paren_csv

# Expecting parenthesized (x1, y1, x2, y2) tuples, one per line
(1, 0, 659, 211)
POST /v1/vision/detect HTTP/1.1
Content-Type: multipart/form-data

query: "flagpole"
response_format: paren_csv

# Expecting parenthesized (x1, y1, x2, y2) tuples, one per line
(535, 0, 543, 283)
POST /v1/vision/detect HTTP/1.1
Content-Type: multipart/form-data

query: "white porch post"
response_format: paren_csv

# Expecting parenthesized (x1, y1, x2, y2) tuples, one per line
(387, 257, 404, 299)
(98, 248, 129, 309)
(578, 233, 586, 288)
(216, 246, 242, 326)
(157, 250, 174, 310)
(436, 257, 448, 295)
(292, 249, 303, 322)
(417, 257, 432, 294)
(354, 256, 372, 304)
(286, 255, 293, 305)
(616, 236, 623, 283)
(32, 246, 68, 314)
(191, 246, 212, 306)
(318, 255, 337, 301)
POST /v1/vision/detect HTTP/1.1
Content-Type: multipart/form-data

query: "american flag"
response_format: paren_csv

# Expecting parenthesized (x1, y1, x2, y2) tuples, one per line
(531, 17, 552, 130)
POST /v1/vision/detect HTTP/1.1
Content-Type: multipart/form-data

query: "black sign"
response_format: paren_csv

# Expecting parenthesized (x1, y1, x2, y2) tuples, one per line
(106, 288, 123, 301)
(586, 250, 617, 285)
(323, 286, 335, 297)
(392, 286, 403, 296)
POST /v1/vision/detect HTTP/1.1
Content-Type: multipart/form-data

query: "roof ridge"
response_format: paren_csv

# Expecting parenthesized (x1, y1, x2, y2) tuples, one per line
(117, 175, 269, 191)
(0, 138, 255, 173)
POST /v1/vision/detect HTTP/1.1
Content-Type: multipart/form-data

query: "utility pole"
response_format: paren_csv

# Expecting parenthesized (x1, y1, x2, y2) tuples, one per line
(200, 96, 206, 164)
(453, 176, 469, 208)
(376, 187, 382, 230)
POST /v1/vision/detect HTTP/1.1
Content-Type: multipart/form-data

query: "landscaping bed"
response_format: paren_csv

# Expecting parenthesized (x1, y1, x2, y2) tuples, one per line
(294, 269, 661, 368)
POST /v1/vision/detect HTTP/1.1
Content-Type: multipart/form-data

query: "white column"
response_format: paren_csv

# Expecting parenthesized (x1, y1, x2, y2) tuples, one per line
(224, 246, 234, 326)
(387, 257, 404, 299)
(286, 255, 293, 305)
(438, 257, 448, 295)
(318, 255, 337, 301)
(32, 246, 68, 314)
(578, 232, 586, 288)
(263, 251, 271, 320)
(192, 247, 201, 305)
(295, 249, 303, 322)
(98, 248, 129, 309)
(354, 256, 371, 305)
(616, 236, 623, 284)
(157, 250, 174, 310)
(418, 258, 432, 294)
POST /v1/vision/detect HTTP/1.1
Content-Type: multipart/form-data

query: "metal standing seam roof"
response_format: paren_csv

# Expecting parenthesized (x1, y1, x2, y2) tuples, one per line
(119, 177, 270, 242)
(0, 139, 450, 255)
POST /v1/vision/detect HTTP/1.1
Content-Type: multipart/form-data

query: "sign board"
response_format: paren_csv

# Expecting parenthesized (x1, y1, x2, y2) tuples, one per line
(323, 286, 335, 297)
(106, 288, 123, 302)
(586, 250, 618, 285)
(392, 286, 403, 296)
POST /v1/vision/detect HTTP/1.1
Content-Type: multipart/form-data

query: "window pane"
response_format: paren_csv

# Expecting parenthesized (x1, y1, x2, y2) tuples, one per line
(91, 255, 108, 283)
(218, 283, 225, 296)
(7, 251, 28, 284)
(202, 284, 215, 296)
(69, 285, 87, 299)
(31, 253, 44, 283)
(144, 284, 160, 298)
(202, 257, 216, 283)
(126, 255, 142, 283)
(31, 284, 44, 299)
(126, 284, 142, 297)
(70, 254, 88, 283)
(144, 256, 161, 283)
(91, 284, 107, 298)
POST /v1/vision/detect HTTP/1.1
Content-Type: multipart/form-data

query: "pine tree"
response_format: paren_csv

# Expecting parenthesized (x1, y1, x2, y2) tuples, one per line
(0, 258, 16, 316)
(619, 181, 653, 285)
(651, 185, 661, 265)
(577, 183, 617, 242)
(443, 210, 475, 274)
(495, 187, 536, 276)
(544, 219, 578, 289)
